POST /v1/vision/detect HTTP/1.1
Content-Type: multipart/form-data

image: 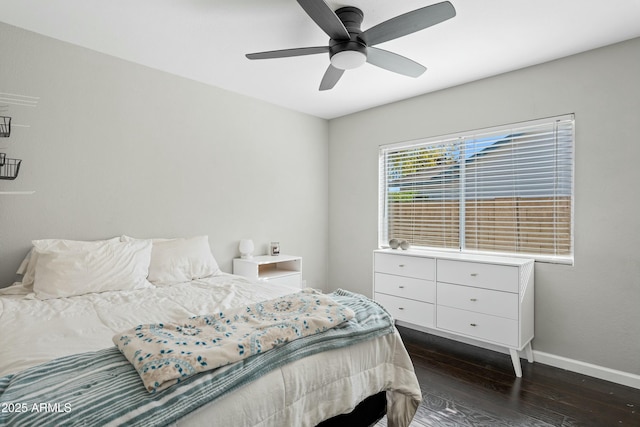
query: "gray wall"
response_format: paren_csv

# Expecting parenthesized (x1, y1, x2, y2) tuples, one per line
(2, 20, 639, 378)
(328, 38, 640, 375)
(0, 22, 329, 289)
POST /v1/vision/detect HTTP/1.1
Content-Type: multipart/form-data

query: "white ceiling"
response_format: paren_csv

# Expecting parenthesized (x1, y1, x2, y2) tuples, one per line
(2, 0, 640, 119)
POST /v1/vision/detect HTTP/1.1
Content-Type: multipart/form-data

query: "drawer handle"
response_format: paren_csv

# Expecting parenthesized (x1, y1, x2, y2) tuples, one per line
(398, 286, 405, 289)
(398, 307, 405, 310)
(470, 323, 477, 327)
(470, 298, 477, 302)
(470, 273, 478, 277)
(398, 264, 405, 268)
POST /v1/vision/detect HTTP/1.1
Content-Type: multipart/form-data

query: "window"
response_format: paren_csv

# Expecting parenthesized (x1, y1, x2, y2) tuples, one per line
(379, 115, 574, 263)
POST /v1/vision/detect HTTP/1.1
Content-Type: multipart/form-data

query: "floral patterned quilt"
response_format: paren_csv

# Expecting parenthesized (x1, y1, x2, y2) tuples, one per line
(113, 289, 355, 392)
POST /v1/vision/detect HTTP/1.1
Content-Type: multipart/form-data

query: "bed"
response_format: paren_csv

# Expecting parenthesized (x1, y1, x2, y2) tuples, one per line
(0, 236, 421, 426)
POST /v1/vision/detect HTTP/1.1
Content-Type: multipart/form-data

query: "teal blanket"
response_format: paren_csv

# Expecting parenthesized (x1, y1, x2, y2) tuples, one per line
(0, 290, 394, 427)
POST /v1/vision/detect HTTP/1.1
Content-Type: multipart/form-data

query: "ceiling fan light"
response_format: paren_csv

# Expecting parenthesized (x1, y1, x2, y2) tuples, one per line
(330, 50, 367, 70)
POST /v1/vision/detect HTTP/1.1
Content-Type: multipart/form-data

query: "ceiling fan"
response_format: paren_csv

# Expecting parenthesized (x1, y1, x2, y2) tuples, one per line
(246, 0, 456, 91)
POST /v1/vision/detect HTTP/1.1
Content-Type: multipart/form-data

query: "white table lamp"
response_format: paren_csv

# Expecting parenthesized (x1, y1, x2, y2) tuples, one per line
(239, 239, 254, 259)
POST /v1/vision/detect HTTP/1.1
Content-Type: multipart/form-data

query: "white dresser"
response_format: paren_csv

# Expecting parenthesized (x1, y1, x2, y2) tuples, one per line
(373, 249, 534, 377)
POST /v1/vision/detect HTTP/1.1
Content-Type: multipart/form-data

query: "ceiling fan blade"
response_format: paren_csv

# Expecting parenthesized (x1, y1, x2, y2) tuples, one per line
(319, 65, 344, 91)
(297, 0, 350, 40)
(360, 1, 456, 46)
(366, 47, 426, 77)
(246, 46, 329, 60)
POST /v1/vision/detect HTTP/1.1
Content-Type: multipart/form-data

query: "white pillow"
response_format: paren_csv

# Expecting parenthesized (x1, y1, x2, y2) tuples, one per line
(122, 235, 220, 285)
(19, 238, 121, 289)
(33, 239, 153, 300)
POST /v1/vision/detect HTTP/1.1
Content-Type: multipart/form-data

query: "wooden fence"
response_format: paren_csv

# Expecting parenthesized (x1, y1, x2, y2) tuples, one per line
(387, 197, 571, 256)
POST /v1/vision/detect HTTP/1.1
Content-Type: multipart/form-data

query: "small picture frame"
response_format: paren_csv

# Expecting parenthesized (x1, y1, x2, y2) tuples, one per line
(270, 242, 280, 256)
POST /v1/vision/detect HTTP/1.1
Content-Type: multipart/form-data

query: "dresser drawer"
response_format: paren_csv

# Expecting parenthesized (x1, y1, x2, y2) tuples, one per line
(437, 259, 519, 293)
(437, 306, 518, 347)
(437, 282, 518, 319)
(374, 253, 435, 280)
(375, 293, 435, 328)
(375, 273, 435, 303)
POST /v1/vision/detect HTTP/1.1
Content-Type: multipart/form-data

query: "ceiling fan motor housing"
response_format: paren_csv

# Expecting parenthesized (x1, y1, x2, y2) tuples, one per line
(335, 6, 364, 33)
(329, 7, 367, 69)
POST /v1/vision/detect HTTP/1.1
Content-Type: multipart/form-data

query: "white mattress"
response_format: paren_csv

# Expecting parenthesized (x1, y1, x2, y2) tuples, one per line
(0, 274, 421, 426)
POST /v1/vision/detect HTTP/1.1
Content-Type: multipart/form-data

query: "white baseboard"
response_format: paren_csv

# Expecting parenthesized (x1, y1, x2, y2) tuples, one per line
(533, 350, 640, 390)
(396, 321, 640, 390)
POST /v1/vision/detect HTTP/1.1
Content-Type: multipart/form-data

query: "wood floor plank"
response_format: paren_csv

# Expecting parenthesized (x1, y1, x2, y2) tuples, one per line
(377, 327, 640, 427)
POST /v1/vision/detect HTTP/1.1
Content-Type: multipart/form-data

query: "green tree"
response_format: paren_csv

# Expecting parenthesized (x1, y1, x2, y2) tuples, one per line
(387, 145, 456, 202)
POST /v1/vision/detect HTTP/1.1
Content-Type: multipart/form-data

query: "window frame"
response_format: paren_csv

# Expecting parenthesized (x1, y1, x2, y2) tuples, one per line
(378, 114, 575, 264)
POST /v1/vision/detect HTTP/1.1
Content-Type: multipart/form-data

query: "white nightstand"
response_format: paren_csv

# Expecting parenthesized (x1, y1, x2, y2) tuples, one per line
(233, 254, 302, 289)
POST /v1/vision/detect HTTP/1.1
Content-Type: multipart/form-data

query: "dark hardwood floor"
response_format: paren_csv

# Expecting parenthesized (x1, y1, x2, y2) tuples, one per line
(377, 326, 639, 426)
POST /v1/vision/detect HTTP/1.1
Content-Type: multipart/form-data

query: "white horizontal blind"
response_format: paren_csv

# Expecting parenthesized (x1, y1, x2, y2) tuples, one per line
(379, 115, 574, 263)
(379, 138, 460, 249)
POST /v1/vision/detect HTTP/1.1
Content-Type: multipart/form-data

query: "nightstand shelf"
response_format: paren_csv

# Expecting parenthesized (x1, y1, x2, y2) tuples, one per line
(233, 254, 302, 289)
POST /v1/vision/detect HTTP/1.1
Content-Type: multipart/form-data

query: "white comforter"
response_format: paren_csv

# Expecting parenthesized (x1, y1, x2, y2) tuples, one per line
(0, 274, 421, 427)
